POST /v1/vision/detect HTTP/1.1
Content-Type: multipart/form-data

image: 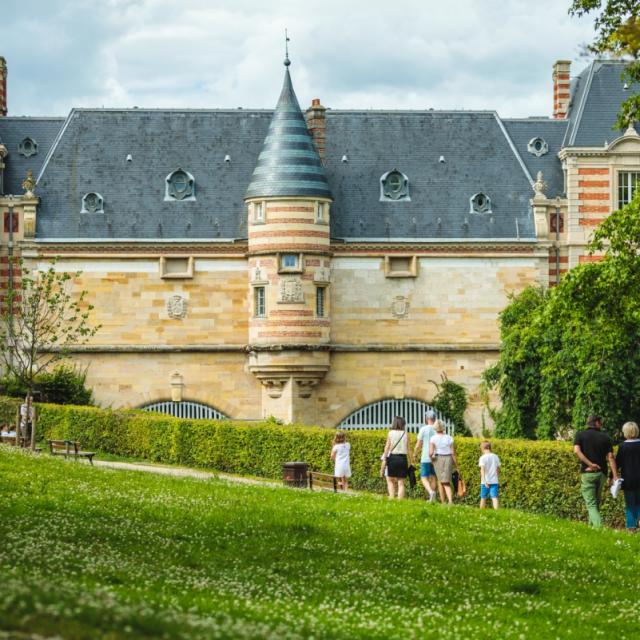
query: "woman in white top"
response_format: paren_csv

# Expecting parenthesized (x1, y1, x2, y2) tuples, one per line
(331, 431, 351, 491)
(382, 416, 414, 499)
(429, 420, 458, 504)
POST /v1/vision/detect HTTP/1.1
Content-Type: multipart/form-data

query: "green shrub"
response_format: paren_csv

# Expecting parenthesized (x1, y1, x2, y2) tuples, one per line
(0, 396, 20, 428)
(0, 365, 93, 406)
(31, 400, 624, 527)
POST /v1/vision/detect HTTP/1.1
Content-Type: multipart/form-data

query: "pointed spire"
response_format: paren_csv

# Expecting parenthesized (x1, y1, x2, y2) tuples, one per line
(245, 55, 331, 200)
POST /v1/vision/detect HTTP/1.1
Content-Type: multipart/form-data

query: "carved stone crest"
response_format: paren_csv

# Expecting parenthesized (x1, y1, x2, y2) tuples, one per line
(167, 295, 187, 319)
(279, 278, 304, 303)
(391, 295, 410, 318)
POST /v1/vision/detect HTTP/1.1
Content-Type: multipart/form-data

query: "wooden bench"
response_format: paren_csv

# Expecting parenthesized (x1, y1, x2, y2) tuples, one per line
(308, 471, 339, 493)
(48, 440, 95, 465)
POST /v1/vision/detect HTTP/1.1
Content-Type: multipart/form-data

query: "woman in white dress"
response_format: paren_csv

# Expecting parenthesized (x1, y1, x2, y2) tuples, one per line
(331, 431, 351, 490)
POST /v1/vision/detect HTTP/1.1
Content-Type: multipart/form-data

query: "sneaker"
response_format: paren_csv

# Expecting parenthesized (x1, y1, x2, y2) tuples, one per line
(428, 491, 436, 503)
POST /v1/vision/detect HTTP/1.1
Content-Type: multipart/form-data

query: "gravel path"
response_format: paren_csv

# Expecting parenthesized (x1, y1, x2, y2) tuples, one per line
(93, 459, 279, 487)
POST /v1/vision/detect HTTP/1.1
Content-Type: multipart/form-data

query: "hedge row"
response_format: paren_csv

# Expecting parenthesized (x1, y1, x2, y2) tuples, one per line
(23, 401, 624, 527)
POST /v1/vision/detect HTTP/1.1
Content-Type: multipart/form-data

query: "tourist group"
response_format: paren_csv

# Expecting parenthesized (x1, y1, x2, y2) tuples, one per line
(330, 412, 640, 532)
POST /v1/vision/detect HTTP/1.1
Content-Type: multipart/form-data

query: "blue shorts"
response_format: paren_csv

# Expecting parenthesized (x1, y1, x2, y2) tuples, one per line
(480, 484, 499, 499)
(420, 462, 436, 478)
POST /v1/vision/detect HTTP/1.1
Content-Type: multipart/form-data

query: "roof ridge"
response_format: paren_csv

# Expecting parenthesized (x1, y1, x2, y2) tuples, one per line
(494, 114, 534, 185)
(566, 60, 596, 147)
(36, 109, 77, 184)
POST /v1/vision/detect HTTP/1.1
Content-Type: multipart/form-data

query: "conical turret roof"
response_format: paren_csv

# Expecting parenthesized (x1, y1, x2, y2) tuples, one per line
(245, 63, 331, 200)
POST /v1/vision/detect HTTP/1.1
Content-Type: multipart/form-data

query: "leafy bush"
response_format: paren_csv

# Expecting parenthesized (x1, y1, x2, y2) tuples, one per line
(0, 396, 20, 428)
(0, 365, 93, 406)
(484, 191, 640, 439)
(33, 401, 624, 527)
(431, 374, 470, 436)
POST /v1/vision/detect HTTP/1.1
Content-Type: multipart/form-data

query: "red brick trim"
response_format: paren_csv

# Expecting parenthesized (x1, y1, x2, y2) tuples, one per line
(578, 168, 609, 175)
(579, 180, 610, 188)
(579, 192, 609, 200)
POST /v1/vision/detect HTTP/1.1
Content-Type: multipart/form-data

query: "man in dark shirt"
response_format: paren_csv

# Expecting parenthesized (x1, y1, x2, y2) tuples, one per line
(573, 415, 619, 528)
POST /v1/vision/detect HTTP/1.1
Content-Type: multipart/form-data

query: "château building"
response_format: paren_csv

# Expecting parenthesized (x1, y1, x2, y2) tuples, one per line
(0, 54, 638, 432)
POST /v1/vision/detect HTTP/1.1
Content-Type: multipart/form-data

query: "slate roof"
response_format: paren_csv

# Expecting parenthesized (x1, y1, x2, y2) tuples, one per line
(325, 111, 535, 240)
(35, 109, 271, 240)
(9, 59, 633, 244)
(502, 118, 568, 198)
(245, 65, 331, 200)
(0, 117, 64, 195)
(564, 60, 639, 147)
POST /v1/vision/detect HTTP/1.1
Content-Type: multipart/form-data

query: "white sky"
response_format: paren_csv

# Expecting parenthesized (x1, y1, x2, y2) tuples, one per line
(2, 0, 597, 118)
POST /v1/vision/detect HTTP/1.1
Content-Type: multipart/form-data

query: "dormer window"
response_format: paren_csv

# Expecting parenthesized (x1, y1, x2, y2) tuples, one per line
(380, 169, 410, 201)
(18, 137, 38, 158)
(470, 193, 491, 214)
(81, 192, 104, 214)
(527, 137, 548, 157)
(165, 169, 195, 201)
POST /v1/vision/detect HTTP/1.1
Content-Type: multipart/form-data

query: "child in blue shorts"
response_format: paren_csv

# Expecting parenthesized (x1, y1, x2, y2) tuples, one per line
(479, 441, 501, 510)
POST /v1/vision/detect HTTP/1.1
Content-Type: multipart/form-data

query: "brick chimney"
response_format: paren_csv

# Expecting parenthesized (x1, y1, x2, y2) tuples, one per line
(552, 60, 571, 119)
(0, 57, 7, 116)
(305, 98, 326, 162)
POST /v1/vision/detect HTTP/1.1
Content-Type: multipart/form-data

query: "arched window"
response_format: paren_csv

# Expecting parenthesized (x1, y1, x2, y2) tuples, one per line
(165, 168, 196, 201)
(141, 400, 228, 420)
(81, 192, 104, 214)
(380, 169, 410, 201)
(337, 398, 454, 434)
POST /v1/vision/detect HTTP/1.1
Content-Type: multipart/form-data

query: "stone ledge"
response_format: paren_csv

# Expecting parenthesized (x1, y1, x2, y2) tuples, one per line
(44, 342, 501, 354)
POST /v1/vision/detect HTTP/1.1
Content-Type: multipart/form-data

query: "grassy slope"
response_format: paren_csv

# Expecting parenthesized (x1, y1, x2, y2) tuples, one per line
(0, 448, 638, 640)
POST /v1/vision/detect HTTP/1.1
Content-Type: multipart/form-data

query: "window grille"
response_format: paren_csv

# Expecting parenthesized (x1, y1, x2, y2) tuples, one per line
(338, 398, 454, 435)
(142, 400, 227, 420)
(316, 286, 325, 317)
(254, 286, 266, 317)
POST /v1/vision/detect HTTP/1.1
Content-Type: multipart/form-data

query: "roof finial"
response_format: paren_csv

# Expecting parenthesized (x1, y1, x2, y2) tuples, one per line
(284, 29, 291, 67)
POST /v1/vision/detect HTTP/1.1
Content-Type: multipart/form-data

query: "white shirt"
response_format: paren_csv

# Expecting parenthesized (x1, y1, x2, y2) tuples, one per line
(430, 433, 453, 455)
(387, 430, 407, 455)
(479, 452, 501, 485)
(417, 425, 436, 463)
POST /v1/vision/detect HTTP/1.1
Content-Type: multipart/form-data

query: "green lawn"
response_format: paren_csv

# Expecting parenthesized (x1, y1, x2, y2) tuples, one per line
(1, 447, 638, 640)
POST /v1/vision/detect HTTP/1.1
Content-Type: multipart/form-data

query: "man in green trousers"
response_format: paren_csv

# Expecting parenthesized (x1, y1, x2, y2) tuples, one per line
(573, 415, 618, 528)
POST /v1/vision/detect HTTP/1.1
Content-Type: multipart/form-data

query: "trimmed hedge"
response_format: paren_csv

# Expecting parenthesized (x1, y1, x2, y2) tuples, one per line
(32, 401, 624, 527)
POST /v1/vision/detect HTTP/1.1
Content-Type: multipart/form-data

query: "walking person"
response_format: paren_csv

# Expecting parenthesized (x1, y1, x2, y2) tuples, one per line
(429, 420, 458, 504)
(331, 431, 351, 491)
(414, 410, 438, 502)
(19, 396, 35, 448)
(573, 415, 619, 528)
(382, 416, 414, 499)
(615, 421, 640, 532)
(478, 441, 501, 510)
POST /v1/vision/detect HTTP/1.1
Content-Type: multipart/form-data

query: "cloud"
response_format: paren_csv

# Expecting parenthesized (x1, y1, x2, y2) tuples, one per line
(1, 0, 596, 117)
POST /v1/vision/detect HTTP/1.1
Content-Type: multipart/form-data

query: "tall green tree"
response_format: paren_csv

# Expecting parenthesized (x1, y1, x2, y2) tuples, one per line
(0, 259, 99, 448)
(570, 1, 640, 127)
(484, 191, 640, 440)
